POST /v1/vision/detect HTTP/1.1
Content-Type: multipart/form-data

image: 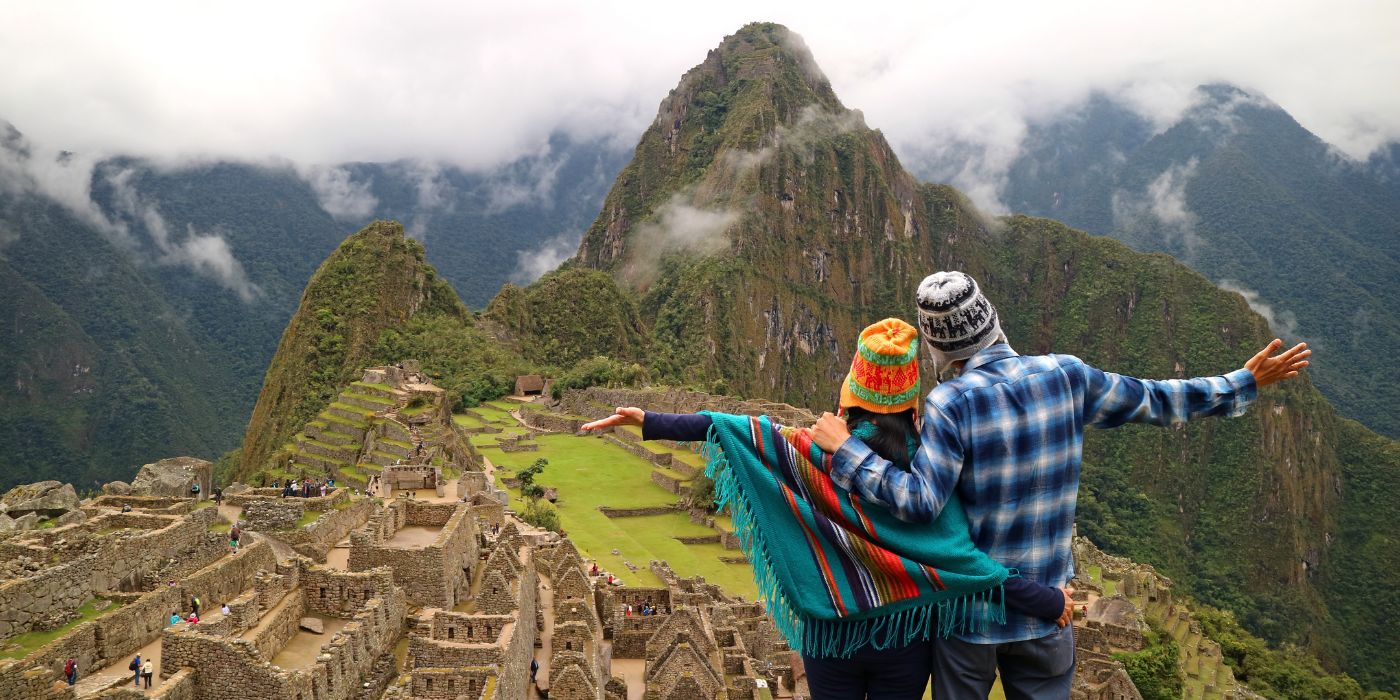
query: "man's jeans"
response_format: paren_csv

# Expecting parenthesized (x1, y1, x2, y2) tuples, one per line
(933, 625, 1075, 699)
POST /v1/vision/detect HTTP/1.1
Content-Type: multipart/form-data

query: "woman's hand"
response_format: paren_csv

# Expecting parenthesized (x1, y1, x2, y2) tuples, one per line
(811, 412, 851, 453)
(580, 407, 645, 432)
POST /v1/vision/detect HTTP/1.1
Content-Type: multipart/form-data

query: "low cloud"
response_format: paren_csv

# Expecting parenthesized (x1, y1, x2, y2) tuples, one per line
(0, 221, 18, 257)
(510, 232, 578, 285)
(1, 125, 260, 300)
(482, 143, 568, 215)
(298, 165, 378, 221)
(623, 194, 740, 285)
(1217, 279, 1300, 338)
(1111, 159, 1201, 258)
(397, 160, 454, 242)
(106, 168, 262, 301)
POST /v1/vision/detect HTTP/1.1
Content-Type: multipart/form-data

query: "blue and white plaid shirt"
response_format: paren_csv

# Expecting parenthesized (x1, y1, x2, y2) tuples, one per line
(830, 343, 1257, 643)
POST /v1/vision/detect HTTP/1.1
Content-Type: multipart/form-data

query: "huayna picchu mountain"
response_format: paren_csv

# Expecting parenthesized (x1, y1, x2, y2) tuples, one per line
(238, 220, 532, 482)
(487, 22, 1400, 692)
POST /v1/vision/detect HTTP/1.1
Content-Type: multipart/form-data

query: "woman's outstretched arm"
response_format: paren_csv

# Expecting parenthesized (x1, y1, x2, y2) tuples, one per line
(580, 407, 713, 442)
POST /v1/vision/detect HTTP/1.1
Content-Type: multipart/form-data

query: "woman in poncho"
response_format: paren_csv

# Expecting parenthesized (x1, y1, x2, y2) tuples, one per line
(581, 319, 1070, 699)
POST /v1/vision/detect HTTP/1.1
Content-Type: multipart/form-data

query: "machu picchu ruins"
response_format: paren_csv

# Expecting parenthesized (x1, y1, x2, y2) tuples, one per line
(0, 367, 1273, 699)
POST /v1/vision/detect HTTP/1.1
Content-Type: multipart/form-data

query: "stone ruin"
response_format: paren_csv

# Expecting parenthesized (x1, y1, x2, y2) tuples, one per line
(1, 383, 1262, 700)
(280, 365, 484, 496)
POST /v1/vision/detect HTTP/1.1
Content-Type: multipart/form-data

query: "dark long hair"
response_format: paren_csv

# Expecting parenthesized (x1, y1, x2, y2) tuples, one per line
(841, 406, 918, 472)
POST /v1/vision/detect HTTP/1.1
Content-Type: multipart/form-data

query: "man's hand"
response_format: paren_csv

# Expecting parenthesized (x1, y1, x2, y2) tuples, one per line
(580, 407, 645, 432)
(1245, 339, 1311, 389)
(1057, 587, 1075, 628)
(811, 412, 851, 453)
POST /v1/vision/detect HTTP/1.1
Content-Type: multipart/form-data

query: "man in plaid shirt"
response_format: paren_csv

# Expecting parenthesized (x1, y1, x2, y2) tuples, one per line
(812, 271, 1311, 698)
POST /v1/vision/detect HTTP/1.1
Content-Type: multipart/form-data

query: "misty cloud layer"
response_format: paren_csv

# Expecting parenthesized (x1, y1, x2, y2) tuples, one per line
(1, 1, 1395, 181)
(0, 128, 260, 301)
(1217, 280, 1301, 339)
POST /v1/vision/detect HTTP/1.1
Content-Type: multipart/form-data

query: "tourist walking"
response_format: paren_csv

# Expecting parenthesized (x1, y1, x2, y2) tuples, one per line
(213, 485, 222, 506)
(129, 655, 141, 687)
(230, 524, 241, 552)
(584, 318, 1073, 700)
(804, 271, 1311, 699)
(190, 595, 200, 617)
(530, 658, 539, 684)
(64, 658, 76, 686)
(141, 658, 153, 688)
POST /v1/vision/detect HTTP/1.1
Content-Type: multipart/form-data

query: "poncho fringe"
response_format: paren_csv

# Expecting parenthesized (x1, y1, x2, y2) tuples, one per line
(697, 413, 1008, 658)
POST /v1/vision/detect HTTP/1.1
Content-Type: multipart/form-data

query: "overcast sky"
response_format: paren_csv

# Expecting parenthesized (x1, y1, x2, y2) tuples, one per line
(3, 0, 1398, 173)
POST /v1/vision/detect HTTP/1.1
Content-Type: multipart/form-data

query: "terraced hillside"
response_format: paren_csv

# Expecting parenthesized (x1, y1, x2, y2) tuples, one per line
(268, 370, 473, 489)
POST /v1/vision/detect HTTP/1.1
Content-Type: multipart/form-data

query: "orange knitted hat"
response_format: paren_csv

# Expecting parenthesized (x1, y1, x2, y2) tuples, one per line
(839, 318, 920, 414)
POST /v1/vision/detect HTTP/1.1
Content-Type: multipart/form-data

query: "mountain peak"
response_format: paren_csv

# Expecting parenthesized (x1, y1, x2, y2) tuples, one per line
(574, 24, 878, 272)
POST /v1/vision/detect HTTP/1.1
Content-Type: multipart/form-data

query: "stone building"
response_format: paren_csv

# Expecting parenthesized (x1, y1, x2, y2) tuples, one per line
(349, 500, 477, 609)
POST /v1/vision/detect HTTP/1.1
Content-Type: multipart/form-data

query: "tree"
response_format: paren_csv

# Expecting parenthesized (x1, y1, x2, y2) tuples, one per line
(518, 458, 548, 502)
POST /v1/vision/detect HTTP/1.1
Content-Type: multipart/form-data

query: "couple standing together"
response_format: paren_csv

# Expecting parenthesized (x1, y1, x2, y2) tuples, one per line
(582, 271, 1309, 700)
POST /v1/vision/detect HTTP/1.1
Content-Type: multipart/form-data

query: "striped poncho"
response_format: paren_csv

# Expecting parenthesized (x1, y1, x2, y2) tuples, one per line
(699, 412, 1009, 658)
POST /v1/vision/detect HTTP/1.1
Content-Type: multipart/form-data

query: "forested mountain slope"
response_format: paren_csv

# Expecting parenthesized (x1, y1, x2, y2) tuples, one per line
(490, 22, 1400, 691)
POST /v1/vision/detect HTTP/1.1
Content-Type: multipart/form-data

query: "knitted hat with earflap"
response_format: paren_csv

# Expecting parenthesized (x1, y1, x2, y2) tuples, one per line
(916, 271, 1005, 377)
(839, 318, 921, 415)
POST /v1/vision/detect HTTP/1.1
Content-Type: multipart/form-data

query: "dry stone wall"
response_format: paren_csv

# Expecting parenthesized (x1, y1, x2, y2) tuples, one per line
(242, 501, 305, 531)
(278, 499, 376, 562)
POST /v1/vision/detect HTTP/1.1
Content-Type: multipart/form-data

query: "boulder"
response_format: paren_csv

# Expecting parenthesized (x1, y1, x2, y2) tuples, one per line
(299, 617, 324, 634)
(224, 482, 252, 495)
(54, 510, 86, 527)
(0, 513, 14, 532)
(0, 481, 80, 518)
(12, 513, 40, 530)
(102, 481, 133, 496)
(130, 457, 214, 498)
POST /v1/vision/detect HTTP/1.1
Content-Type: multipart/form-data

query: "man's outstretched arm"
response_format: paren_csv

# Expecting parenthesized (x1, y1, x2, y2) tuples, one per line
(1080, 339, 1310, 428)
(811, 401, 963, 523)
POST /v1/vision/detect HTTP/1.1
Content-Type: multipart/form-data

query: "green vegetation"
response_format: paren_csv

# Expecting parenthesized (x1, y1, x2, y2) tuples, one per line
(490, 23, 1400, 694)
(484, 268, 648, 368)
(1113, 622, 1183, 700)
(0, 598, 121, 659)
(993, 85, 1400, 441)
(1194, 604, 1395, 700)
(521, 500, 561, 533)
(296, 510, 323, 527)
(517, 458, 548, 502)
(239, 220, 540, 483)
(465, 403, 753, 596)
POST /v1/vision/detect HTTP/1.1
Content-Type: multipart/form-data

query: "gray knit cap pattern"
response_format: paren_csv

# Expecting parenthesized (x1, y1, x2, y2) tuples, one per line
(916, 271, 1004, 374)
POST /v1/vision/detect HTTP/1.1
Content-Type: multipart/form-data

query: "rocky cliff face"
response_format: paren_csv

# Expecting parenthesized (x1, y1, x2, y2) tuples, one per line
(539, 22, 1400, 690)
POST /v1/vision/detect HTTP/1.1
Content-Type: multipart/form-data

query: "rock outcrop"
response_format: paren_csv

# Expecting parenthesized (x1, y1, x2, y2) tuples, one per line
(0, 481, 80, 519)
(102, 480, 133, 496)
(130, 457, 214, 498)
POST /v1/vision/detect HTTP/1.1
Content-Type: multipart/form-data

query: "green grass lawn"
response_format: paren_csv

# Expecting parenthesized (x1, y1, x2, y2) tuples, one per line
(297, 510, 324, 527)
(486, 434, 761, 598)
(471, 404, 515, 423)
(0, 598, 122, 659)
(452, 413, 483, 428)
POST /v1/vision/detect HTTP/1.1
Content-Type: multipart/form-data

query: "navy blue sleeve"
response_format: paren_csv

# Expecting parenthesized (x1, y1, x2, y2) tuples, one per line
(641, 412, 713, 442)
(1002, 577, 1066, 621)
